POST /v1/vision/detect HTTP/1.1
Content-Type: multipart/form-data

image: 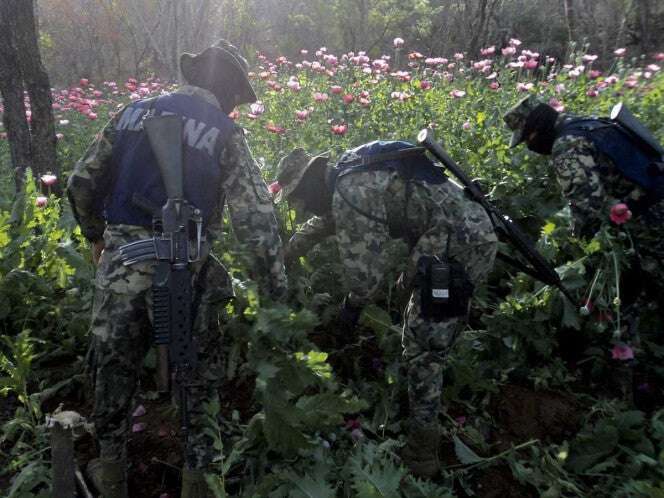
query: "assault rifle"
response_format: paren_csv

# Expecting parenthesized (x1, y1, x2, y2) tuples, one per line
(417, 128, 575, 303)
(118, 114, 203, 440)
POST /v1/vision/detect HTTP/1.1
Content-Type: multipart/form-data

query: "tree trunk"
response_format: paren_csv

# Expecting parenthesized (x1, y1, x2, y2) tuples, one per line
(562, 0, 577, 44)
(636, 0, 651, 52)
(470, 0, 489, 56)
(0, 0, 59, 194)
(0, 1, 33, 193)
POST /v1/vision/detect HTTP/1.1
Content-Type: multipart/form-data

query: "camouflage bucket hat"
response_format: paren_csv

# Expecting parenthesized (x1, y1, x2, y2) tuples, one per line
(503, 95, 545, 147)
(180, 39, 257, 106)
(274, 148, 329, 203)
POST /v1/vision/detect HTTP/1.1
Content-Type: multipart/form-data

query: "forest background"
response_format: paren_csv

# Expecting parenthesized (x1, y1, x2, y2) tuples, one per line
(38, 0, 664, 84)
(2, 1, 664, 498)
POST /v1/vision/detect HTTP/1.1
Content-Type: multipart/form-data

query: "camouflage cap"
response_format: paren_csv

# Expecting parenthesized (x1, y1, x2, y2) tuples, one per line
(180, 39, 257, 106)
(503, 95, 545, 147)
(274, 148, 329, 203)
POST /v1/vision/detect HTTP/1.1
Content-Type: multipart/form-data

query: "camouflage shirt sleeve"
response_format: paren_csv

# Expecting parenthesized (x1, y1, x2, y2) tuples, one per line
(286, 215, 336, 259)
(221, 127, 287, 301)
(551, 135, 605, 238)
(66, 113, 120, 242)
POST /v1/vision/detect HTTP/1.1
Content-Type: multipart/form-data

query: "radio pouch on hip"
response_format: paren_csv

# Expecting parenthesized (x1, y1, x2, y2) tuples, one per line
(417, 255, 474, 321)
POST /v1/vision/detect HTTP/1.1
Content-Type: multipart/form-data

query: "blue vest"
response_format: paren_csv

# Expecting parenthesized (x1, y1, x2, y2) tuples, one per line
(328, 140, 447, 190)
(559, 118, 664, 199)
(104, 93, 235, 229)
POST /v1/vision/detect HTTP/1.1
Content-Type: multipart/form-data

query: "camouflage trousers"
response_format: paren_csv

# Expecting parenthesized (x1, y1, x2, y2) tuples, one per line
(88, 225, 233, 469)
(403, 239, 496, 425)
(332, 170, 498, 426)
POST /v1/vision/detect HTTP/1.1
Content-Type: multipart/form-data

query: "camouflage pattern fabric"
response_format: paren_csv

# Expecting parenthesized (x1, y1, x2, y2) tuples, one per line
(505, 97, 664, 313)
(88, 226, 229, 468)
(68, 85, 287, 470)
(68, 85, 286, 300)
(551, 129, 664, 287)
(290, 169, 497, 425)
(286, 214, 336, 262)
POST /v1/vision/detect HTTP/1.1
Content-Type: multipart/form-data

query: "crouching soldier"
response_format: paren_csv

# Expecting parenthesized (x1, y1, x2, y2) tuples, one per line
(273, 141, 497, 478)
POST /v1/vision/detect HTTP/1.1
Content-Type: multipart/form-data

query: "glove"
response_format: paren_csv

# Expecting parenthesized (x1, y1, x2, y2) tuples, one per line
(338, 296, 362, 333)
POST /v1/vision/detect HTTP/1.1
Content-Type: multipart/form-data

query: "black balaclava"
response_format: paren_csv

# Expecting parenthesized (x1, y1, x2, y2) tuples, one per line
(290, 164, 333, 217)
(524, 103, 560, 155)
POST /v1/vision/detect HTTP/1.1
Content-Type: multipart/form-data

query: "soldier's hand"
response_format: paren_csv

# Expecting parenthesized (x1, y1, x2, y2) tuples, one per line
(92, 240, 105, 266)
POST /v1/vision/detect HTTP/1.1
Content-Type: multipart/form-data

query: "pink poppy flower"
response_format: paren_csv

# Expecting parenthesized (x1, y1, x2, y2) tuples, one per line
(611, 344, 634, 361)
(646, 64, 661, 72)
(132, 422, 146, 433)
(549, 98, 565, 112)
(331, 124, 347, 135)
(480, 46, 496, 56)
(40, 173, 57, 186)
(295, 110, 310, 120)
(313, 92, 329, 102)
(654, 53, 664, 61)
(614, 48, 626, 57)
(582, 54, 598, 62)
(330, 85, 343, 95)
(228, 110, 240, 120)
(56, 133, 64, 140)
(393, 37, 404, 48)
(35, 196, 48, 208)
(462, 121, 471, 130)
(268, 181, 282, 194)
(250, 102, 265, 115)
(345, 418, 361, 430)
(524, 59, 538, 70)
(87, 112, 98, 120)
(610, 203, 632, 224)
(449, 89, 466, 98)
(266, 123, 286, 134)
(80, 78, 89, 86)
(489, 81, 500, 90)
(287, 79, 301, 91)
(132, 405, 146, 417)
(342, 94, 354, 104)
(502, 46, 516, 56)
(586, 88, 599, 97)
(509, 38, 522, 47)
(419, 80, 432, 90)
(408, 51, 424, 60)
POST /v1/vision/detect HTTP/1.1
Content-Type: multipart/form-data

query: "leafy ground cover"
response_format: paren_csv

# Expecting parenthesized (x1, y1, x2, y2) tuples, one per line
(1, 40, 664, 497)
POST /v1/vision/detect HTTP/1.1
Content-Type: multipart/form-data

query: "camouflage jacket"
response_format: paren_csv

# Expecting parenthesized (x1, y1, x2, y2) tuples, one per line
(288, 170, 496, 305)
(67, 85, 287, 300)
(552, 116, 664, 270)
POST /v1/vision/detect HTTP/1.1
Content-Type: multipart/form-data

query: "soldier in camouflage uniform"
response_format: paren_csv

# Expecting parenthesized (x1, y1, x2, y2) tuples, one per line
(67, 40, 286, 498)
(274, 144, 497, 478)
(504, 96, 664, 305)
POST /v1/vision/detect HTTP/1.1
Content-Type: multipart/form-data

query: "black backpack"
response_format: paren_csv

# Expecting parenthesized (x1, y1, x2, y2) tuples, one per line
(557, 104, 664, 200)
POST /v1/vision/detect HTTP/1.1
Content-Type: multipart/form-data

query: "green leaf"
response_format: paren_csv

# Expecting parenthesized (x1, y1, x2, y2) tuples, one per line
(287, 473, 336, 498)
(567, 422, 619, 472)
(452, 435, 485, 464)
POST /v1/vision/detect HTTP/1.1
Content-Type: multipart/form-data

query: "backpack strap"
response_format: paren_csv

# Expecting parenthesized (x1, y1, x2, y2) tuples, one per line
(337, 146, 427, 170)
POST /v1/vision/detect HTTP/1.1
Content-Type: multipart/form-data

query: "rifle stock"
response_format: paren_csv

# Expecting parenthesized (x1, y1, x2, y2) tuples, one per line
(144, 115, 184, 199)
(417, 128, 575, 303)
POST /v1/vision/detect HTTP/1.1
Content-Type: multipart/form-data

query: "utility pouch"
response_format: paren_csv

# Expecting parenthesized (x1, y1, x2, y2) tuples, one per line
(430, 261, 450, 305)
(417, 256, 474, 322)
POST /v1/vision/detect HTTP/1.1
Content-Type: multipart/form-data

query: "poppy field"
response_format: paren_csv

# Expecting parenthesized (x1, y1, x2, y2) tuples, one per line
(1, 39, 664, 497)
